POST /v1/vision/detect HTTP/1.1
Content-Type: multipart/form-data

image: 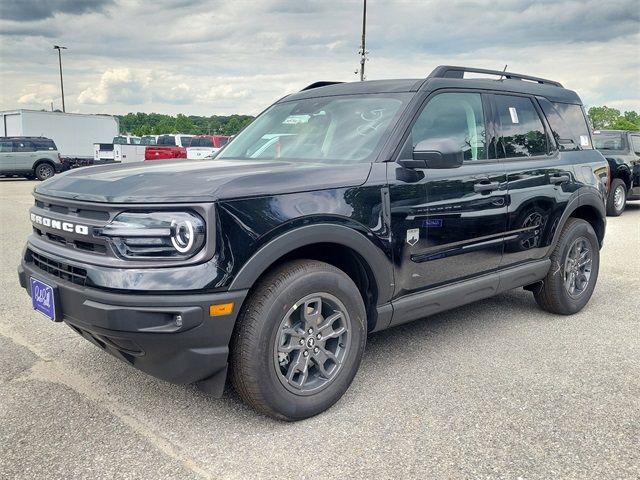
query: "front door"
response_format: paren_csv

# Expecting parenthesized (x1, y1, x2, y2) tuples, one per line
(388, 91, 507, 298)
(0, 139, 16, 172)
(13, 140, 36, 172)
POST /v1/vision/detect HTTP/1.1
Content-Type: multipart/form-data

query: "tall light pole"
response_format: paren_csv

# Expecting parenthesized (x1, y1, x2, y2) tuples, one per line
(53, 45, 67, 112)
(358, 0, 367, 81)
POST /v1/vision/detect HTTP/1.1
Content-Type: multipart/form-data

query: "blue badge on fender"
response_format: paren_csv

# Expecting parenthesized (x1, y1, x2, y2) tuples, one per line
(423, 219, 443, 228)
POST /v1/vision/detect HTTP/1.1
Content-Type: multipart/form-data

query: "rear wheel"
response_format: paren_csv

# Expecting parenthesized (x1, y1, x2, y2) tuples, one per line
(606, 178, 626, 216)
(230, 260, 366, 421)
(35, 163, 55, 181)
(534, 218, 599, 315)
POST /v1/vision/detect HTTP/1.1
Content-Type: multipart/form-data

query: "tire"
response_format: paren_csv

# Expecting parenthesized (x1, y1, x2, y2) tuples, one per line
(230, 260, 367, 421)
(34, 162, 55, 181)
(534, 218, 599, 315)
(606, 178, 626, 216)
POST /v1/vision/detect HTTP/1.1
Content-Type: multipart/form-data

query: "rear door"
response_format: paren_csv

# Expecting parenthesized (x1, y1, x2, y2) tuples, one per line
(388, 91, 507, 297)
(13, 140, 37, 172)
(492, 94, 577, 267)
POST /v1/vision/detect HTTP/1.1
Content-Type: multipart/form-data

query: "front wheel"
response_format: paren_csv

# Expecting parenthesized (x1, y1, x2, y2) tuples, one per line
(230, 260, 366, 421)
(534, 218, 600, 315)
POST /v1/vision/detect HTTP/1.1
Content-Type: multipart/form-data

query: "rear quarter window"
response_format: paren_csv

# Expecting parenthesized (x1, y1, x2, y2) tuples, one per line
(539, 99, 593, 151)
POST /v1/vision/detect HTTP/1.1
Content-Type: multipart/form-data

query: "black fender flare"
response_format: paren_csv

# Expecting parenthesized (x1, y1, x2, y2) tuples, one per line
(550, 189, 606, 250)
(228, 224, 394, 303)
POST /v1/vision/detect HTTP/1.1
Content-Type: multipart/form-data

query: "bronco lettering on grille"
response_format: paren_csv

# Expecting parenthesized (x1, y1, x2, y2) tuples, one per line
(30, 213, 89, 235)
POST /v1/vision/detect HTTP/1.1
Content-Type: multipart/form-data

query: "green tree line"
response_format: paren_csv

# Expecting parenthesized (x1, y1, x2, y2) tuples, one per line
(117, 106, 639, 137)
(118, 112, 255, 136)
(587, 107, 639, 131)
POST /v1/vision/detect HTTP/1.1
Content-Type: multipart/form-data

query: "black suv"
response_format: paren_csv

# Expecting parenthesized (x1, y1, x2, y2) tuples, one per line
(18, 66, 608, 420)
(592, 129, 640, 216)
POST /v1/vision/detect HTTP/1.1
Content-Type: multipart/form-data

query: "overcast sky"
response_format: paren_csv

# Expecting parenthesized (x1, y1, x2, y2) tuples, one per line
(0, 0, 638, 116)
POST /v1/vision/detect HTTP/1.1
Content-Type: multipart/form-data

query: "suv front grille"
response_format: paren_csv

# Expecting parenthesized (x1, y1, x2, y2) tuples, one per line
(30, 250, 87, 286)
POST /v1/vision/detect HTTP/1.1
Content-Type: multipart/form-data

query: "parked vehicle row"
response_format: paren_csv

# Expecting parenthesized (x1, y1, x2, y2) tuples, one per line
(94, 134, 231, 163)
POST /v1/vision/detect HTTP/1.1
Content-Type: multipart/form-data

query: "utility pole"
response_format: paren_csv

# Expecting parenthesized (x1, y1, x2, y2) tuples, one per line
(53, 45, 67, 112)
(358, 0, 367, 81)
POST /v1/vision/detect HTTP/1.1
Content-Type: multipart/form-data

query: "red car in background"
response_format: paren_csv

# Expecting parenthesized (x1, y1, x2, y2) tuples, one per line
(144, 145, 187, 160)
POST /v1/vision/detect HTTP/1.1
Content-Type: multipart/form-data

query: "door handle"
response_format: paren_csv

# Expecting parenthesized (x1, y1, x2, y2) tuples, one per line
(474, 181, 500, 193)
(550, 174, 570, 185)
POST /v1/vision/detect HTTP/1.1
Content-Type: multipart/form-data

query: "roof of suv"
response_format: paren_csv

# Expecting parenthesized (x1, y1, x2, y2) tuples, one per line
(284, 65, 581, 104)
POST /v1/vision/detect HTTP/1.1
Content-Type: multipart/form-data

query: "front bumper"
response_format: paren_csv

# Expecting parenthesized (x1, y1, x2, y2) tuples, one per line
(18, 255, 247, 397)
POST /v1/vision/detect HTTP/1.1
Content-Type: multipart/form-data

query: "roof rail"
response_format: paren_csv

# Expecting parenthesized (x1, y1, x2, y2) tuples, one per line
(428, 65, 563, 87)
(300, 81, 344, 91)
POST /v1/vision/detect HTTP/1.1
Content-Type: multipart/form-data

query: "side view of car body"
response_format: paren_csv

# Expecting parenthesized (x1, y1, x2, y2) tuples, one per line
(0, 136, 63, 180)
(592, 129, 640, 216)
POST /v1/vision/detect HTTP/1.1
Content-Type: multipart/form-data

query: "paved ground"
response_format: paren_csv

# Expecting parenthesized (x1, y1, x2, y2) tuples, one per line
(0, 178, 638, 480)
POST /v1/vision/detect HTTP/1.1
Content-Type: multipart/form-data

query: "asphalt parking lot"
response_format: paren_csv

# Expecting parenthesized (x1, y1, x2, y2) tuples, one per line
(0, 178, 638, 480)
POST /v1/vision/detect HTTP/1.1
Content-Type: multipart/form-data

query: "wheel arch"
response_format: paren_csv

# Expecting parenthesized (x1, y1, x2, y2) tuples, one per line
(553, 191, 606, 250)
(229, 224, 394, 332)
(33, 158, 56, 171)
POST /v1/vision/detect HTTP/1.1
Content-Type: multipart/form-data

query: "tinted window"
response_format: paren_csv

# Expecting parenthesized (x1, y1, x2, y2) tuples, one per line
(140, 136, 156, 145)
(539, 99, 592, 151)
(218, 137, 229, 147)
(31, 139, 56, 151)
(180, 136, 192, 147)
(193, 137, 213, 147)
(157, 135, 176, 146)
(593, 133, 626, 150)
(0, 141, 12, 152)
(630, 136, 640, 154)
(113, 136, 127, 144)
(13, 140, 35, 152)
(410, 92, 487, 161)
(495, 95, 547, 158)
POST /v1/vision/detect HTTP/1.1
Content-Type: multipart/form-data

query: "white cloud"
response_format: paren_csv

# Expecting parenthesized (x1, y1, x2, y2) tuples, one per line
(77, 68, 151, 105)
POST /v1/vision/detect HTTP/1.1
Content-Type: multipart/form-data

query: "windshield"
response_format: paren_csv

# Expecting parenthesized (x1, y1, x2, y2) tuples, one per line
(593, 133, 626, 150)
(217, 94, 409, 163)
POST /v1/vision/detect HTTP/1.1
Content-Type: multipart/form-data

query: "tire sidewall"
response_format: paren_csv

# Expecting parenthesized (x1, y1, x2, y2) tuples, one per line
(35, 163, 54, 181)
(247, 267, 366, 420)
(550, 220, 600, 314)
(607, 179, 626, 216)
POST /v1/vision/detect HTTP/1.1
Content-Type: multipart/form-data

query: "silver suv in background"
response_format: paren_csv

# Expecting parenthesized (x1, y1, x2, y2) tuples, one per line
(0, 137, 63, 181)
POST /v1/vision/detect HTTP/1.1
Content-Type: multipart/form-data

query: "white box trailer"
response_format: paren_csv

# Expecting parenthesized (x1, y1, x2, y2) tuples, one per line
(1, 109, 119, 164)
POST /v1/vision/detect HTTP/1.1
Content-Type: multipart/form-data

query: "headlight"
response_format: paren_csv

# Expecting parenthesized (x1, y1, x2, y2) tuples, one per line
(96, 211, 206, 259)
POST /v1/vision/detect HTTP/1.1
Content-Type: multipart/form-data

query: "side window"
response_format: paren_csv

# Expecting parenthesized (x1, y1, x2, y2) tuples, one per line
(0, 141, 13, 152)
(630, 136, 640, 155)
(409, 92, 487, 161)
(13, 140, 35, 152)
(539, 99, 593, 151)
(494, 95, 548, 158)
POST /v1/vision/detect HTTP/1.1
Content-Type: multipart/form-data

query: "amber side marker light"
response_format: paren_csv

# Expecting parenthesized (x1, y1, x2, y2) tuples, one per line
(209, 302, 234, 317)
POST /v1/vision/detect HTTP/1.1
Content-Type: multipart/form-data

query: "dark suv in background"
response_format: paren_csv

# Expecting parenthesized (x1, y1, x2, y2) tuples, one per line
(592, 130, 640, 216)
(18, 66, 607, 420)
(0, 136, 63, 180)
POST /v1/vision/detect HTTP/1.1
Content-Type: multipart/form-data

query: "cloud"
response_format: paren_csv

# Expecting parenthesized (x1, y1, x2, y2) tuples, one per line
(17, 83, 58, 106)
(77, 68, 151, 105)
(0, 0, 114, 21)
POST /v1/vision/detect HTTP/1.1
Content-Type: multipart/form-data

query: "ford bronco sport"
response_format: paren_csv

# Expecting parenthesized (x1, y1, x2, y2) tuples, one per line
(18, 66, 608, 420)
(1, 136, 62, 180)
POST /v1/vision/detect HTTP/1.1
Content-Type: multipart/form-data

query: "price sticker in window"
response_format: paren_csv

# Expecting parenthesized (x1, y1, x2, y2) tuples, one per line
(580, 135, 590, 147)
(508, 107, 519, 124)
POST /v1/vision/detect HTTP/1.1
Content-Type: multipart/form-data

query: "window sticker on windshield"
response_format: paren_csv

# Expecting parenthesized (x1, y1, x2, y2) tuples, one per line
(580, 135, 590, 147)
(508, 107, 519, 124)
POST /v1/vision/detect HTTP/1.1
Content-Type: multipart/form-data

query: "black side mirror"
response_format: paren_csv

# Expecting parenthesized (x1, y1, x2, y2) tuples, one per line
(410, 140, 464, 169)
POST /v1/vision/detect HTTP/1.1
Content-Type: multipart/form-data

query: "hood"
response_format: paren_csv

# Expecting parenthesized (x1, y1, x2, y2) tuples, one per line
(34, 159, 372, 203)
